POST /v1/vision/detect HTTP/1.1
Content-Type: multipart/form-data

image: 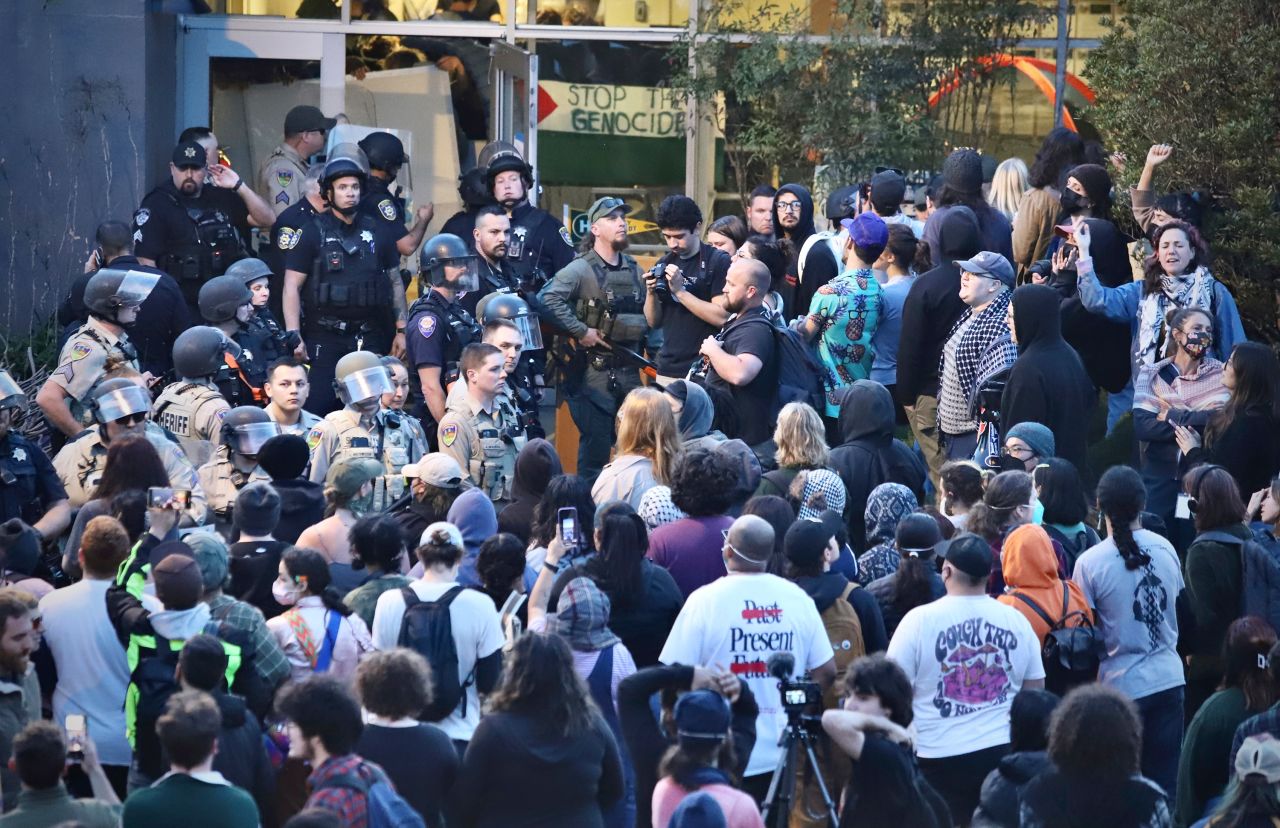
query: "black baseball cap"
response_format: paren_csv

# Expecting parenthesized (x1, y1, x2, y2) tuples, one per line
(172, 140, 206, 169)
(284, 105, 337, 136)
(944, 533, 993, 580)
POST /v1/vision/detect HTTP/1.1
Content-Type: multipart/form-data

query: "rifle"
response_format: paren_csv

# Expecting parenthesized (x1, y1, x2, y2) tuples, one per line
(598, 337, 659, 381)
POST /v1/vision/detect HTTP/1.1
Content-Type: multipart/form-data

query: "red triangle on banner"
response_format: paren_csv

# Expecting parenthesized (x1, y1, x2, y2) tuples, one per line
(537, 85, 558, 124)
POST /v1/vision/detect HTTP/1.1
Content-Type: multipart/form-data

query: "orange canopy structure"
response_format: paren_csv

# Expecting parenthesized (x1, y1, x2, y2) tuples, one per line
(928, 54, 1096, 132)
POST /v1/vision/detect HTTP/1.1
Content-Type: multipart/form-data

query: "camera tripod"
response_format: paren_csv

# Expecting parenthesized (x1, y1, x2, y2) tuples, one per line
(760, 712, 838, 828)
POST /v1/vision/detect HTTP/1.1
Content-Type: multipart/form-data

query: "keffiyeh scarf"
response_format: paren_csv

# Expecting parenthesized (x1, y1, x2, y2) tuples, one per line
(1136, 266, 1215, 368)
(941, 290, 1014, 400)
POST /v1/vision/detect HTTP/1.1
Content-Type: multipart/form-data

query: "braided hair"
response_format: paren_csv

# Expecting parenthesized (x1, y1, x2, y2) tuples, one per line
(1095, 466, 1149, 570)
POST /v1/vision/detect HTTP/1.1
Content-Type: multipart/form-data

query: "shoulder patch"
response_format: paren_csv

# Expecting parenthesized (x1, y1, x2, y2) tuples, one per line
(441, 423, 459, 447)
(52, 363, 75, 383)
(276, 170, 294, 188)
(306, 426, 324, 451)
(417, 315, 437, 339)
(217, 409, 228, 420)
(134, 208, 150, 226)
(69, 343, 94, 361)
(277, 227, 299, 250)
(378, 199, 397, 221)
(559, 226, 573, 246)
(275, 191, 291, 206)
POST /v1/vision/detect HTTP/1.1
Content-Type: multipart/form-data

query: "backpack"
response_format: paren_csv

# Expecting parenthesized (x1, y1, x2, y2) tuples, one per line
(1196, 530, 1280, 634)
(397, 585, 473, 722)
(1042, 524, 1102, 575)
(738, 316, 825, 413)
(820, 582, 865, 711)
(797, 231, 845, 284)
(1012, 582, 1101, 696)
(318, 769, 426, 828)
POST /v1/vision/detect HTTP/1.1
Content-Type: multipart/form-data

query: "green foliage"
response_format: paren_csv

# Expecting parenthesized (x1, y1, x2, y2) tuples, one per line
(0, 317, 59, 383)
(1087, 0, 1280, 337)
(674, 0, 1049, 206)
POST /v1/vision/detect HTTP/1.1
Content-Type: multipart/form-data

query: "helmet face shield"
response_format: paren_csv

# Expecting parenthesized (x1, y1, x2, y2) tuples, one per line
(513, 314, 543, 350)
(442, 257, 480, 294)
(95, 384, 152, 423)
(115, 271, 160, 307)
(232, 421, 281, 456)
(338, 366, 394, 406)
(0, 372, 26, 413)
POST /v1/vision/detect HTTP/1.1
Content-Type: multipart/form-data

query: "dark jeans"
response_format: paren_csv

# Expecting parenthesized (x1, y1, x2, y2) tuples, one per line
(942, 430, 978, 462)
(1135, 685, 1184, 800)
(918, 743, 1008, 827)
(567, 388, 618, 485)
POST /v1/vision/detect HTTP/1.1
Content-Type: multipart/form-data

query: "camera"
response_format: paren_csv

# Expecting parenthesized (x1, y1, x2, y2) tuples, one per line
(647, 262, 671, 300)
(768, 653, 823, 719)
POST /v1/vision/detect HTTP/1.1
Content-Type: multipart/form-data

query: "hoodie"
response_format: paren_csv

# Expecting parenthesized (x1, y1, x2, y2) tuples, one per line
(774, 184, 838, 318)
(149, 603, 214, 640)
(1001, 284, 1097, 481)
(447, 488, 499, 587)
(268, 478, 326, 545)
(497, 438, 562, 545)
(996, 524, 1092, 645)
(210, 691, 276, 828)
(793, 572, 889, 653)
(896, 207, 982, 404)
(971, 750, 1052, 828)
(667, 380, 716, 442)
(828, 381, 927, 552)
(1049, 217, 1133, 394)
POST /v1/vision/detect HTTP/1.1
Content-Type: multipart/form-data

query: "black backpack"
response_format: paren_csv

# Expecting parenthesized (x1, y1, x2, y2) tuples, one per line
(1042, 524, 1102, 575)
(397, 585, 473, 722)
(1196, 530, 1280, 635)
(733, 315, 825, 413)
(1012, 582, 1102, 696)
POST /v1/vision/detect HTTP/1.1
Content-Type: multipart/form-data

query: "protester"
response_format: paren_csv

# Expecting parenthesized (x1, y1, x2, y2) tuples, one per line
(1176, 342, 1280, 499)
(864, 512, 944, 639)
(592, 388, 681, 509)
(341, 513, 410, 629)
(741, 495, 796, 577)
(1033, 459, 1100, 573)
(966, 470, 1042, 596)
(258, 434, 325, 546)
(869, 223, 920, 406)
(996, 523, 1092, 647)
(354, 649, 459, 827)
(496, 438, 561, 546)
(267, 546, 374, 685)
(662, 380, 727, 451)
(442, 487, 500, 588)
(785, 516, 889, 654)
(1075, 464, 1185, 795)
(0, 721, 119, 828)
(971, 689, 1060, 828)
(707, 215, 748, 258)
(754, 402, 848, 521)
(1176, 617, 1279, 827)
(648, 448, 742, 597)
(886, 532, 1045, 821)
(474, 533, 528, 623)
(1198, 736, 1280, 828)
(772, 184, 839, 316)
(1018, 684, 1172, 827)
(450, 632, 624, 827)
(939, 460, 985, 532)
(923, 149, 1014, 270)
(855, 482, 920, 583)
(987, 157, 1029, 224)
(227, 482, 290, 619)
(527, 474, 596, 570)
(0, 589, 39, 811)
(828, 380, 926, 553)
(1013, 127, 1086, 276)
(297, 457, 383, 594)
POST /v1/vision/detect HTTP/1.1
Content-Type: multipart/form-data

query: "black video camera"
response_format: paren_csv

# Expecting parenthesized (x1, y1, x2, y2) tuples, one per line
(768, 652, 823, 720)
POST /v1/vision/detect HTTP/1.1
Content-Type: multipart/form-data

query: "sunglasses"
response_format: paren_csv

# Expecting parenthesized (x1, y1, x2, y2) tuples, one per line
(113, 412, 147, 426)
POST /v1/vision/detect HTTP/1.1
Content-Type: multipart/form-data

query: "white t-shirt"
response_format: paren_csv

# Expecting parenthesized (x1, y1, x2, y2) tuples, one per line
(372, 579, 505, 742)
(887, 594, 1045, 759)
(659, 572, 835, 777)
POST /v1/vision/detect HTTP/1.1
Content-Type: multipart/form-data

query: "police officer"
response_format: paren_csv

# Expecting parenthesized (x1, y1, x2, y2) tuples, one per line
(373, 357, 427, 505)
(477, 293, 545, 439)
(459, 203, 521, 318)
(477, 141, 575, 287)
(266, 162, 326, 321)
(153, 327, 235, 467)
(198, 275, 267, 407)
(52, 377, 207, 524)
(133, 139, 274, 316)
(306, 351, 404, 511)
(196, 406, 279, 535)
(405, 234, 483, 427)
(440, 165, 497, 245)
(357, 131, 435, 258)
(438, 343, 525, 503)
(257, 105, 335, 217)
(379, 355, 431, 458)
(282, 150, 406, 415)
(0, 371, 71, 544)
(37, 268, 156, 441)
(539, 196, 649, 482)
(226, 257, 299, 366)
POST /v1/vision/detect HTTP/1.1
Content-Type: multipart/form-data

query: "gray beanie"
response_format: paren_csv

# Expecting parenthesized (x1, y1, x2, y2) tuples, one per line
(234, 482, 282, 537)
(1005, 421, 1056, 460)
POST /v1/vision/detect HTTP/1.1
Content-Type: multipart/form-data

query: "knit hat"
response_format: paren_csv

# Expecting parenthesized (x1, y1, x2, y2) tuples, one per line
(1005, 422, 1056, 460)
(669, 792, 728, 828)
(784, 518, 834, 571)
(1236, 736, 1280, 784)
(674, 690, 732, 744)
(185, 531, 229, 592)
(796, 468, 847, 521)
(869, 169, 907, 213)
(1065, 163, 1112, 211)
(0, 519, 40, 576)
(257, 434, 311, 480)
(943, 149, 984, 196)
(234, 482, 281, 537)
(325, 456, 384, 500)
(549, 577, 620, 652)
(153, 552, 203, 609)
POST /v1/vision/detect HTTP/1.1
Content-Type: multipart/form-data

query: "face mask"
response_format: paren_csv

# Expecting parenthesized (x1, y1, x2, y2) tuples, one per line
(1183, 330, 1213, 359)
(272, 579, 300, 606)
(1031, 497, 1044, 526)
(991, 452, 1027, 473)
(1059, 190, 1089, 215)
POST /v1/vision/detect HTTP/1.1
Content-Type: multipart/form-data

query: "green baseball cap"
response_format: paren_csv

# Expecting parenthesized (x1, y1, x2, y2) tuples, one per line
(586, 196, 632, 225)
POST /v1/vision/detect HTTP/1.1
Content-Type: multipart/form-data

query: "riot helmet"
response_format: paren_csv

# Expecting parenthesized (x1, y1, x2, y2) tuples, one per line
(225, 257, 274, 288)
(478, 292, 543, 350)
(333, 351, 394, 408)
(419, 233, 480, 293)
(0, 371, 27, 414)
(320, 148, 368, 217)
(458, 167, 495, 210)
(358, 132, 408, 174)
(198, 275, 254, 325)
(479, 140, 533, 203)
(84, 269, 160, 325)
(92, 378, 152, 425)
(221, 406, 279, 456)
(173, 326, 241, 380)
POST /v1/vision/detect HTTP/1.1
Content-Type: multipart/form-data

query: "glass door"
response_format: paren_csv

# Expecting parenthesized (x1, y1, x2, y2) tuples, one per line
(489, 41, 540, 203)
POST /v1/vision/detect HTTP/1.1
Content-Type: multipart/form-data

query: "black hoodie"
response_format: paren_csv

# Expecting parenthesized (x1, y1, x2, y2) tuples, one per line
(971, 750, 1052, 828)
(1049, 217, 1133, 393)
(268, 478, 326, 545)
(209, 691, 276, 827)
(896, 207, 982, 404)
(1001, 284, 1097, 481)
(774, 184, 839, 318)
(792, 572, 889, 653)
(828, 380, 927, 552)
(497, 438, 563, 545)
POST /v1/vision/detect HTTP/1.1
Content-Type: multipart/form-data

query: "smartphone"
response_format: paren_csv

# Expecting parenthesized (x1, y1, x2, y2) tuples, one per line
(147, 487, 192, 509)
(65, 714, 87, 763)
(557, 506, 579, 550)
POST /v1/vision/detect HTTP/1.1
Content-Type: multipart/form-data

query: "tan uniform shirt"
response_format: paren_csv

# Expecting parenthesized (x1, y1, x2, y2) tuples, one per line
(152, 380, 230, 468)
(49, 318, 139, 427)
(257, 143, 309, 217)
(437, 394, 525, 503)
(197, 446, 273, 528)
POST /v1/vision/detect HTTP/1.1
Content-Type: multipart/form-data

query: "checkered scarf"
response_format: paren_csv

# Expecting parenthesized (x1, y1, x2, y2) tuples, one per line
(941, 290, 1013, 401)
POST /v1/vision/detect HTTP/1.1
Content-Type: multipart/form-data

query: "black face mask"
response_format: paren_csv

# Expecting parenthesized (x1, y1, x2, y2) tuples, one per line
(986, 452, 1028, 473)
(1060, 189, 1090, 215)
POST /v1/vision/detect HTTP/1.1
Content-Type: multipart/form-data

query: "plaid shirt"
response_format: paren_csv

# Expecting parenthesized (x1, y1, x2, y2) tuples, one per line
(206, 594, 290, 689)
(306, 754, 391, 828)
(1229, 703, 1280, 779)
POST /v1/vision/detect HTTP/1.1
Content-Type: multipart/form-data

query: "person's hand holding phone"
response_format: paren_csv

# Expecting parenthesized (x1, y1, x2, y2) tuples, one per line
(146, 487, 184, 538)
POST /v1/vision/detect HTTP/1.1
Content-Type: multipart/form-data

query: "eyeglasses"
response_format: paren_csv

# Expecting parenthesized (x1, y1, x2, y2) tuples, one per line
(113, 412, 147, 426)
(776, 201, 803, 213)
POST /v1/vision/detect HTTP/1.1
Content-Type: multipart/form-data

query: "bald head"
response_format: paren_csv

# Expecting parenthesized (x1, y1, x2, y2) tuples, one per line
(735, 258, 771, 292)
(725, 514, 775, 571)
(723, 259, 771, 315)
